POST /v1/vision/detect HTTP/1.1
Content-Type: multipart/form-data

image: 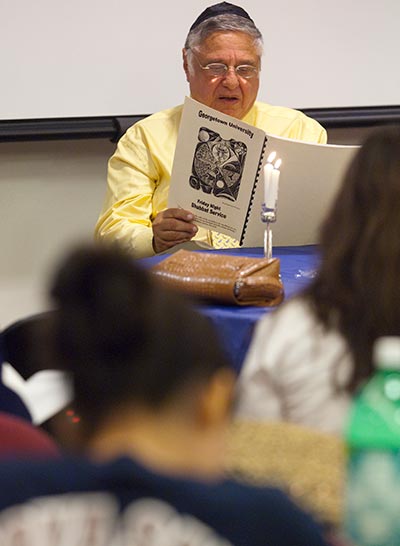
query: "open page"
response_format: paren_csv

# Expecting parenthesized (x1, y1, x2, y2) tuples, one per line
(242, 135, 360, 247)
(168, 97, 267, 243)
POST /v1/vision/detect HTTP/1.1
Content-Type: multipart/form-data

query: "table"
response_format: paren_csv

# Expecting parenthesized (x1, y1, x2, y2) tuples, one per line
(143, 246, 319, 373)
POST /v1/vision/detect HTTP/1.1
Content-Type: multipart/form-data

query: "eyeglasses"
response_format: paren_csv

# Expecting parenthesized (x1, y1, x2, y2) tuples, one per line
(190, 51, 259, 80)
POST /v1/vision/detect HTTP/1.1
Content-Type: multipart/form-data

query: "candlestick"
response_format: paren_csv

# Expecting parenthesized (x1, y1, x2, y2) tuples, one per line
(261, 156, 282, 260)
(264, 220, 273, 259)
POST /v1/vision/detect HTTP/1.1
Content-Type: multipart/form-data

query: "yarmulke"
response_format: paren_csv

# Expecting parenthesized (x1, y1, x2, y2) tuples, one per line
(190, 2, 254, 32)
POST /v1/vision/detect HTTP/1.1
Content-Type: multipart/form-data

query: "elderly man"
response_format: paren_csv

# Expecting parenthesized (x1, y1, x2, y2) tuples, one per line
(95, 2, 327, 258)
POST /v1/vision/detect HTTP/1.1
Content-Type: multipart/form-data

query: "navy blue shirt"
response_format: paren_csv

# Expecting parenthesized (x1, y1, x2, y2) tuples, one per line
(0, 455, 329, 546)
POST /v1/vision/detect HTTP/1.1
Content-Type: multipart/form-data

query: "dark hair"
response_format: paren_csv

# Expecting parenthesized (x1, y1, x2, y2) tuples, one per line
(305, 125, 400, 392)
(47, 244, 231, 430)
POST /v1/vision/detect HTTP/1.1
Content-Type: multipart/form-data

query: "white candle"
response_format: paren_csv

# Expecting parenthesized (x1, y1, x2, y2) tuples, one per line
(263, 162, 274, 204)
(265, 158, 281, 209)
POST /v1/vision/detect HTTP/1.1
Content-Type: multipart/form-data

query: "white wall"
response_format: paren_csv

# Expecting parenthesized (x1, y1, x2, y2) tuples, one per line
(1, 0, 399, 120)
(0, 138, 114, 327)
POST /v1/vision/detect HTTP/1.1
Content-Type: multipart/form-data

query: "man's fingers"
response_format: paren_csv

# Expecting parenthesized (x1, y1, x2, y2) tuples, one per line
(153, 208, 198, 236)
(161, 208, 194, 222)
(152, 208, 198, 253)
(158, 218, 198, 235)
(152, 229, 195, 253)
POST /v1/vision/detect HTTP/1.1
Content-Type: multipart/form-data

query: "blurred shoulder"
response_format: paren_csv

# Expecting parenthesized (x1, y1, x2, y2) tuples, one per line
(218, 479, 327, 545)
(254, 296, 319, 342)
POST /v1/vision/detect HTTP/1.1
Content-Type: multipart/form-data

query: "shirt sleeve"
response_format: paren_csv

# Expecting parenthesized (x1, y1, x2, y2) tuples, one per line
(314, 123, 328, 144)
(94, 124, 159, 258)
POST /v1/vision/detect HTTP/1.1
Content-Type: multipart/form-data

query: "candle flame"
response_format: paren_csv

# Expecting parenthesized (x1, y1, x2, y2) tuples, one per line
(267, 151, 277, 163)
(274, 158, 282, 170)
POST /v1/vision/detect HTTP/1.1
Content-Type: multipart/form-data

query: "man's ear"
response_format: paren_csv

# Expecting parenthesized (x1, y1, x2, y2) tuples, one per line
(196, 368, 236, 429)
(182, 48, 190, 83)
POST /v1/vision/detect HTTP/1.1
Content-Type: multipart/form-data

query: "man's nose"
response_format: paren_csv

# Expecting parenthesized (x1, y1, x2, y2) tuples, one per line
(222, 67, 240, 88)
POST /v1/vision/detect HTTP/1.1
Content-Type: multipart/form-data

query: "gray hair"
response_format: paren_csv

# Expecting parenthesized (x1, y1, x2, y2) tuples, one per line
(184, 13, 263, 55)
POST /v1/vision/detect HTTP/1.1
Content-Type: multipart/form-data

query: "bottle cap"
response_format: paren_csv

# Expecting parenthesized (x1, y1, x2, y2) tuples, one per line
(373, 336, 400, 370)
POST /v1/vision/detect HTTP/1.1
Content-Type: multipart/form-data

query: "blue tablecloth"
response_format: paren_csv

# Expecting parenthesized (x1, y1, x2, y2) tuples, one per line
(142, 246, 319, 373)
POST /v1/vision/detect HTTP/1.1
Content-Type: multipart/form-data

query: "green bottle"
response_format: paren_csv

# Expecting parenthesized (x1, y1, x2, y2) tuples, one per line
(344, 336, 400, 546)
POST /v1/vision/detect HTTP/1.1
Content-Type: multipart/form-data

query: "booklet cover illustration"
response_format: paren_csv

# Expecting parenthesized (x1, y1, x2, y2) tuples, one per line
(190, 127, 247, 202)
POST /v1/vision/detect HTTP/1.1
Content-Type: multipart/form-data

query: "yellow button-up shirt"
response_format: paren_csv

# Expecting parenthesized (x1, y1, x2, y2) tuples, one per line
(95, 102, 327, 258)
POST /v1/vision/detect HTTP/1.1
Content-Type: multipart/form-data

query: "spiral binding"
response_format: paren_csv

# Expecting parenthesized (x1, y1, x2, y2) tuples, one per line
(239, 134, 269, 245)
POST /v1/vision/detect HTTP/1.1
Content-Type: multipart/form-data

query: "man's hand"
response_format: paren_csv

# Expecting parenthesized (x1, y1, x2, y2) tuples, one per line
(152, 208, 198, 253)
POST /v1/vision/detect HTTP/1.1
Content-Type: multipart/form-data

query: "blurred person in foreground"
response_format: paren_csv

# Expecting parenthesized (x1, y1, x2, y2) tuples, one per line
(0, 244, 329, 546)
(236, 125, 400, 435)
(95, 1, 327, 258)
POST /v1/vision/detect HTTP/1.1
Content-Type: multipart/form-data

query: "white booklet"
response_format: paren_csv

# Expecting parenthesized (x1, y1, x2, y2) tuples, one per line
(168, 96, 360, 246)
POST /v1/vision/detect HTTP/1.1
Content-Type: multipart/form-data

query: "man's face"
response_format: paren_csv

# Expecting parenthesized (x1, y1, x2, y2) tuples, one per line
(183, 31, 260, 120)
